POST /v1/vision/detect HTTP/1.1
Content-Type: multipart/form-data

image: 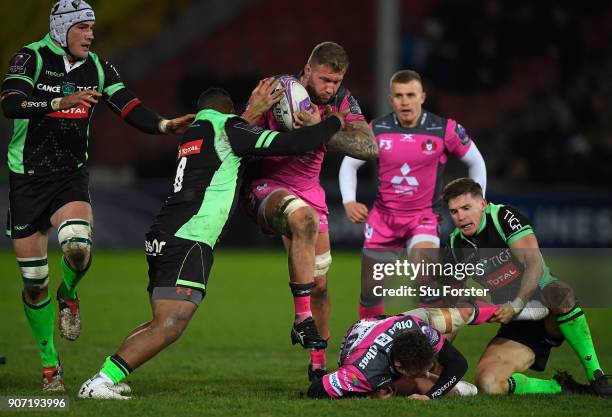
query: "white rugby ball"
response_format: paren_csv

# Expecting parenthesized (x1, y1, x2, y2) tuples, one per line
(271, 75, 313, 131)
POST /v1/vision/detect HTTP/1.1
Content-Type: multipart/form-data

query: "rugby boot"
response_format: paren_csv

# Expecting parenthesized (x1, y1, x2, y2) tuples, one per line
(42, 364, 65, 392)
(553, 371, 592, 394)
(591, 370, 612, 397)
(57, 288, 80, 341)
(291, 317, 327, 349)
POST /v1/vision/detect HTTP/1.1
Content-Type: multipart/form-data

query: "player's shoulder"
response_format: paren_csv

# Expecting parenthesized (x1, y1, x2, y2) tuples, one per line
(370, 113, 396, 135)
(488, 203, 533, 242)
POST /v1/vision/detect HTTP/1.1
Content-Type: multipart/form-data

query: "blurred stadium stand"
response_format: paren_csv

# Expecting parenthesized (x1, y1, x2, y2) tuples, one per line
(1, 0, 611, 248)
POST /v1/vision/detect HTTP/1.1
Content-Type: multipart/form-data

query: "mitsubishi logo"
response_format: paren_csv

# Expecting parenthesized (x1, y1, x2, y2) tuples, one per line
(391, 163, 419, 186)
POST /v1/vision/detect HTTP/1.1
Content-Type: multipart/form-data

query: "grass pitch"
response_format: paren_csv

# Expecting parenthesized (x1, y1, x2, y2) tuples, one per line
(0, 250, 610, 416)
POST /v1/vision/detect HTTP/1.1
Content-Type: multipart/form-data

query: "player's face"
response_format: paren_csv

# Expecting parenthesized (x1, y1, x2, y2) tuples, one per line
(389, 80, 426, 128)
(67, 21, 95, 61)
(303, 63, 345, 105)
(447, 193, 487, 237)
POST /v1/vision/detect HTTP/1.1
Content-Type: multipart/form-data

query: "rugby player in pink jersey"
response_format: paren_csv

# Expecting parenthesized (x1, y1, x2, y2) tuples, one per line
(338, 70, 487, 318)
(241, 42, 377, 380)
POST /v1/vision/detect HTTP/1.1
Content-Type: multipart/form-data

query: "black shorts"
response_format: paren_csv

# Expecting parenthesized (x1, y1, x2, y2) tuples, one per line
(495, 319, 564, 372)
(6, 167, 90, 239)
(145, 229, 213, 305)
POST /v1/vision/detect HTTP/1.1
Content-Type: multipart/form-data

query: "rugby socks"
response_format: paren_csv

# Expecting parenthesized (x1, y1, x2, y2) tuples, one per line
(290, 281, 315, 323)
(358, 300, 384, 319)
(557, 306, 602, 381)
(23, 294, 59, 367)
(310, 348, 326, 370)
(469, 300, 498, 325)
(100, 355, 132, 384)
(58, 256, 91, 300)
(508, 373, 561, 394)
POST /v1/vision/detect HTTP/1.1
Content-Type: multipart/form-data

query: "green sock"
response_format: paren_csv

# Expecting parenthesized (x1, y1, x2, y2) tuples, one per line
(508, 373, 561, 394)
(23, 294, 59, 368)
(557, 307, 602, 381)
(100, 355, 131, 384)
(59, 256, 90, 300)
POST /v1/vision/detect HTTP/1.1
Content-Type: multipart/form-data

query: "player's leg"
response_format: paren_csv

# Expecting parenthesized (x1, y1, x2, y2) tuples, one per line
(50, 200, 93, 341)
(542, 280, 611, 395)
(14, 232, 64, 391)
(407, 211, 442, 308)
(262, 189, 326, 349)
(359, 208, 403, 318)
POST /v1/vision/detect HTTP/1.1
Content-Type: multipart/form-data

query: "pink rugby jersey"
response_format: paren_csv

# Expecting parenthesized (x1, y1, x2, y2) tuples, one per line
(321, 314, 444, 398)
(371, 111, 473, 215)
(258, 82, 365, 189)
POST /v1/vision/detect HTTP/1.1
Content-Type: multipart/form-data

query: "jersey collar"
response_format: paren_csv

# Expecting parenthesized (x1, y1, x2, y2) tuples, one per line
(43, 34, 66, 56)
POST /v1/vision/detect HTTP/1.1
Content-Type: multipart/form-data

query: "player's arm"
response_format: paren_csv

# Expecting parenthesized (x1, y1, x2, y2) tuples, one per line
(328, 119, 378, 160)
(227, 114, 344, 156)
(490, 206, 541, 324)
(459, 142, 487, 196)
(0, 48, 97, 118)
(101, 60, 194, 134)
(425, 339, 468, 399)
(240, 78, 284, 125)
(307, 366, 371, 399)
(338, 156, 368, 223)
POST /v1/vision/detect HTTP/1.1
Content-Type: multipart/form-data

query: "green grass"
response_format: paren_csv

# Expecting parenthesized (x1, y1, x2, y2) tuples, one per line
(0, 250, 610, 416)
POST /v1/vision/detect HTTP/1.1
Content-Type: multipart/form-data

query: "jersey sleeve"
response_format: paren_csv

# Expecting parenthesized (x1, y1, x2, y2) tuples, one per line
(320, 365, 372, 398)
(444, 118, 473, 159)
(226, 116, 340, 156)
(497, 205, 534, 245)
(102, 60, 162, 134)
(1, 48, 37, 98)
(339, 88, 366, 124)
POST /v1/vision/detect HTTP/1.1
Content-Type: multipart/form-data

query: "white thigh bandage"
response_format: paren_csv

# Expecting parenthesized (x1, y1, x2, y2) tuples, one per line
(18, 257, 49, 289)
(407, 307, 466, 334)
(515, 300, 549, 321)
(278, 195, 309, 217)
(58, 219, 92, 252)
(314, 251, 332, 277)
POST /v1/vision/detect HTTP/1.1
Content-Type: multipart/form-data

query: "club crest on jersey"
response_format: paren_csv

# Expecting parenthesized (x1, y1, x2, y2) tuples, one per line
(62, 82, 76, 96)
(178, 139, 203, 158)
(421, 139, 437, 154)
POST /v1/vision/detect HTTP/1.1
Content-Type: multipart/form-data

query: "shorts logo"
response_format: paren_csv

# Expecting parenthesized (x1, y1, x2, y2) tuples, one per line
(178, 139, 203, 158)
(145, 239, 166, 256)
(13, 224, 29, 231)
(176, 286, 192, 296)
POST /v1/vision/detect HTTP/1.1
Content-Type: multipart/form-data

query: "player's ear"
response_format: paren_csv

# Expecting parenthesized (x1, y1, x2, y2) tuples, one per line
(421, 90, 427, 104)
(304, 63, 312, 78)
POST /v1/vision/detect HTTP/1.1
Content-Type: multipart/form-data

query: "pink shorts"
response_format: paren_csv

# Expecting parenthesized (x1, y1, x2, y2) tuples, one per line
(243, 180, 329, 234)
(363, 206, 439, 249)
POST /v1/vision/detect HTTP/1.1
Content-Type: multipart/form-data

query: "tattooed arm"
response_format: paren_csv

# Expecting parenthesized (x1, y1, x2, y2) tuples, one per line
(327, 120, 378, 160)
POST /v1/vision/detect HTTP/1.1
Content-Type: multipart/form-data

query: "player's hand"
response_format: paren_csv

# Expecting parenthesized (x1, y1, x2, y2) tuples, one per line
(344, 201, 368, 223)
(489, 304, 517, 324)
(164, 113, 196, 134)
(370, 385, 395, 399)
(58, 89, 101, 109)
(247, 78, 284, 115)
(408, 393, 430, 401)
(293, 105, 321, 128)
(325, 106, 349, 130)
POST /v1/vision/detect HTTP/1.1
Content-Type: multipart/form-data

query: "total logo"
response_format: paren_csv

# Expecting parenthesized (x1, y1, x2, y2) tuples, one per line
(390, 163, 419, 195)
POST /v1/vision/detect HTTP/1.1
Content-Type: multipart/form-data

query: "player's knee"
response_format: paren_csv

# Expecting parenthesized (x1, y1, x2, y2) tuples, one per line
(476, 370, 508, 394)
(314, 251, 332, 278)
(543, 282, 576, 314)
(288, 207, 319, 240)
(18, 257, 49, 298)
(58, 219, 92, 271)
(154, 314, 191, 345)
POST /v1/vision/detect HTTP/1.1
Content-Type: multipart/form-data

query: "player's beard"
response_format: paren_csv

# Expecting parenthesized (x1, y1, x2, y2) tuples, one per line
(306, 84, 329, 106)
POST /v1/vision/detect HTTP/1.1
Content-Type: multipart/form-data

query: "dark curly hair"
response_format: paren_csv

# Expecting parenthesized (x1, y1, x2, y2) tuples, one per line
(391, 330, 435, 376)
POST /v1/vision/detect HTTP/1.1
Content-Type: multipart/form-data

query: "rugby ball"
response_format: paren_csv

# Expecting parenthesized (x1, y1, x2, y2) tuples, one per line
(271, 75, 313, 131)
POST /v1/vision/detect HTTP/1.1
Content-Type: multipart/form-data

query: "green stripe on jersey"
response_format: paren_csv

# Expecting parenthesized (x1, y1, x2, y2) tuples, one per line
(255, 130, 272, 148)
(8, 119, 29, 173)
(103, 82, 125, 97)
(175, 109, 242, 247)
(262, 131, 279, 148)
(4, 74, 34, 87)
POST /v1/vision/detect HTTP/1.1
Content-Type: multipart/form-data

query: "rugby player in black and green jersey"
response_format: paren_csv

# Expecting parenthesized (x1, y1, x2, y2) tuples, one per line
(440, 178, 611, 397)
(77, 87, 347, 399)
(1, 1, 193, 391)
